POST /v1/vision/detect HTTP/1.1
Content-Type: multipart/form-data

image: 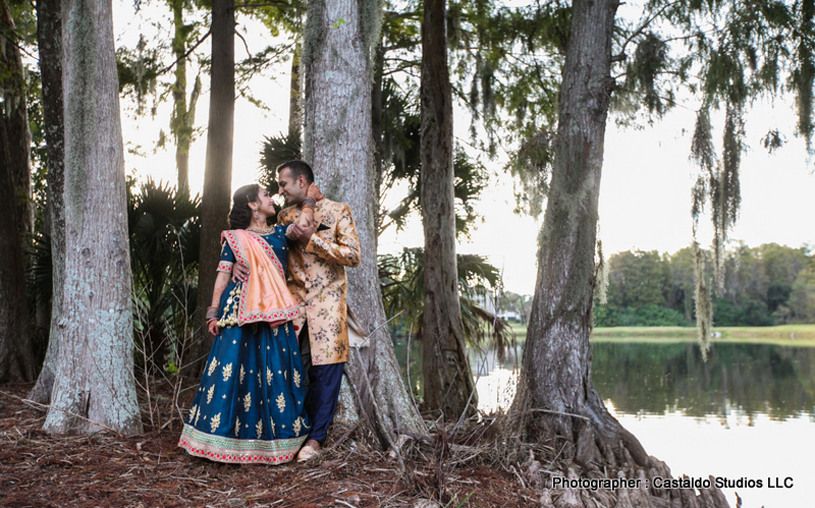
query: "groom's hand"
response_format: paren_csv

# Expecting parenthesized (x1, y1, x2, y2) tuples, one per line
(289, 218, 316, 243)
(232, 263, 249, 282)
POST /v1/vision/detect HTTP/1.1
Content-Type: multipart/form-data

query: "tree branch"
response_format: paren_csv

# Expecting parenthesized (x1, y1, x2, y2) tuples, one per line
(235, 1, 294, 9)
(159, 29, 211, 76)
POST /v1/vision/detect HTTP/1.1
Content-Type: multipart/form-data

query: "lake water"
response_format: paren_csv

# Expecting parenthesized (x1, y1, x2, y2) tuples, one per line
(397, 338, 815, 508)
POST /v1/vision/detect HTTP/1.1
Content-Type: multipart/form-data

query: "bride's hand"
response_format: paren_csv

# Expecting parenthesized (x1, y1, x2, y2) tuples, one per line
(306, 183, 324, 201)
(207, 319, 220, 336)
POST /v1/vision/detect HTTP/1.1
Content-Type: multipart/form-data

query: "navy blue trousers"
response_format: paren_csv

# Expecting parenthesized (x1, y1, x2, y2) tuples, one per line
(305, 362, 344, 443)
(299, 325, 345, 444)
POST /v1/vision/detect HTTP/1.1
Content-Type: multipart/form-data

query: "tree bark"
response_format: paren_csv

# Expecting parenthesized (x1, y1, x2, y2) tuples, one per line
(28, 0, 65, 404)
(419, 0, 475, 419)
(0, 0, 35, 382)
(0, 0, 34, 236)
(191, 0, 235, 375)
(371, 42, 384, 183)
(288, 40, 302, 138)
(303, 0, 425, 448)
(42, 0, 141, 434)
(512, 0, 650, 467)
(170, 0, 201, 199)
(508, 4, 736, 504)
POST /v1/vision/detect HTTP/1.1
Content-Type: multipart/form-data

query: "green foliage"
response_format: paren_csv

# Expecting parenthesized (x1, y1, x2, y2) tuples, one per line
(595, 243, 815, 329)
(379, 248, 513, 356)
(5, 0, 36, 44)
(595, 304, 690, 327)
(450, 0, 566, 144)
(240, 0, 305, 35)
(258, 130, 303, 195)
(128, 178, 202, 370)
(116, 36, 162, 110)
(789, 264, 815, 322)
(379, 145, 489, 239)
(506, 131, 551, 218)
(606, 250, 671, 309)
(615, 32, 674, 118)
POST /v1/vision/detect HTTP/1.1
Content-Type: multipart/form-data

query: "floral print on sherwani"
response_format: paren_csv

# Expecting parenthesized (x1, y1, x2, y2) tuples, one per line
(277, 198, 361, 366)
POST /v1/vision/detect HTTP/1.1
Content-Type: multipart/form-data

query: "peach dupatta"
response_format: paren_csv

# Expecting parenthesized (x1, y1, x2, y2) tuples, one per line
(221, 229, 301, 328)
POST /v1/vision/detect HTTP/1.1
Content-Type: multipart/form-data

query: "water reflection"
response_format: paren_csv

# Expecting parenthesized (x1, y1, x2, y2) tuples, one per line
(394, 337, 815, 421)
(392, 336, 815, 507)
(393, 336, 524, 412)
(591, 342, 815, 421)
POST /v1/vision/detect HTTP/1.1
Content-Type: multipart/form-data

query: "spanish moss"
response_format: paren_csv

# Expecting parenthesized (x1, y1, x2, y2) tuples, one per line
(689, 100, 744, 358)
(794, 0, 815, 150)
(507, 130, 552, 219)
(594, 238, 609, 306)
(693, 239, 712, 360)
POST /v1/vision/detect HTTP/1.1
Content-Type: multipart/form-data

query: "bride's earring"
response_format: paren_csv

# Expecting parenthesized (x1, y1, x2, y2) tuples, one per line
(254, 211, 259, 219)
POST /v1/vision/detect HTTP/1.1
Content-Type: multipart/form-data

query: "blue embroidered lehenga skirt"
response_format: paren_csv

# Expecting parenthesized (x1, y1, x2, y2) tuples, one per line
(178, 297, 310, 464)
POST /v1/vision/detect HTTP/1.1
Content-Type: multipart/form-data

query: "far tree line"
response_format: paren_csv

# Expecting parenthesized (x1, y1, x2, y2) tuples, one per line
(594, 243, 815, 327)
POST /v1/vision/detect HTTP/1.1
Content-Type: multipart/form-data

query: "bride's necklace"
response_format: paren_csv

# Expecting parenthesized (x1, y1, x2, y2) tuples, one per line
(247, 225, 274, 235)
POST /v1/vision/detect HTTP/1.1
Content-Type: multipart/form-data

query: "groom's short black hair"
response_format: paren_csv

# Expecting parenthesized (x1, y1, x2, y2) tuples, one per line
(277, 160, 314, 185)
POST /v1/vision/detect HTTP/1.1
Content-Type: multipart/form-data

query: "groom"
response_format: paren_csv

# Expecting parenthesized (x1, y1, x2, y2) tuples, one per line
(274, 160, 361, 461)
(235, 160, 360, 459)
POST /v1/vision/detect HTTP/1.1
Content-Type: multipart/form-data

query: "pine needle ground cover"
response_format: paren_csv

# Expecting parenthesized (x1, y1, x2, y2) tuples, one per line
(0, 383, 539, 508)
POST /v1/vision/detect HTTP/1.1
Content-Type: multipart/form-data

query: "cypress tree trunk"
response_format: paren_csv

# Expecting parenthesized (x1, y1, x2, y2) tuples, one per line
(0, 0, 35, 382)
(513, 0, 647, 467)
(303, 0, 425, 448)
(170, 0, 201, 199)
(513, 3, 729, 506)
(419, 0, 475, 419)
(288, 40, 302, 138)
(192, 0, 235, 375)
(43, 0, 141, 434)
(0, 148, 33, 383)
(371, 42, 384, 183)
(29, 0, 65, 403)
(0, 0, 33, 236)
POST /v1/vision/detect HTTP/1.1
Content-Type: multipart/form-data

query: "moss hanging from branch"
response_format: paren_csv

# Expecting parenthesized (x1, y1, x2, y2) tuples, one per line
(715, 102, 743, 289)
(594, 238, 609, 307)
(794, 0, 815, 149)
(507, 130, 552, 218)
(693, 240, 712, 360)
(688, 100, 744, 358)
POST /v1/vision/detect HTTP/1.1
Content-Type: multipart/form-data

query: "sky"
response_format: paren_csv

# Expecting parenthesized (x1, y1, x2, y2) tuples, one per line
(113, 2, 815, 296)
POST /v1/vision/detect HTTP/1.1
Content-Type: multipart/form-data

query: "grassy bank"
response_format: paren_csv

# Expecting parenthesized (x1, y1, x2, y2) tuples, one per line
(508, 323, 815, 346)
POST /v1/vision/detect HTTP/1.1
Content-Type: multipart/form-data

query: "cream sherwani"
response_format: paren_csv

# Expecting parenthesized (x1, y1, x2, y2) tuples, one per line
(277, 198, 360, 365)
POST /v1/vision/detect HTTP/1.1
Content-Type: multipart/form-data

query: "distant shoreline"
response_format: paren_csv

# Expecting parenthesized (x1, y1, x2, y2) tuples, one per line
(589, 324, 815, 345)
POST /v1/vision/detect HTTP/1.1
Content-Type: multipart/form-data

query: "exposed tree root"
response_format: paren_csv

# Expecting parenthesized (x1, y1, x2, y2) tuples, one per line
(500, 405, 732, 508)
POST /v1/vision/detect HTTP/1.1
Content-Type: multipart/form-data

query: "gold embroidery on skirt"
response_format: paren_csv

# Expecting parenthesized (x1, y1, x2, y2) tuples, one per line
(208, 358, 220, 376)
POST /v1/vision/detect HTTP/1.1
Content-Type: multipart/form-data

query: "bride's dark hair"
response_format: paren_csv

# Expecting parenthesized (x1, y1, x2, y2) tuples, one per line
(228, 184, 261, 230)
